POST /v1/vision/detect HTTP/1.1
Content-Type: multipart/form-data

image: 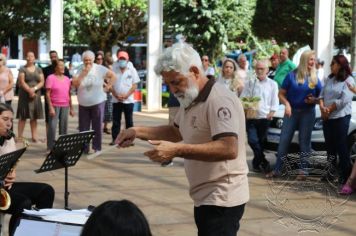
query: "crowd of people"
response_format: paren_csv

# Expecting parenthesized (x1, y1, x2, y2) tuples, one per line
(0, 40, 354, 235)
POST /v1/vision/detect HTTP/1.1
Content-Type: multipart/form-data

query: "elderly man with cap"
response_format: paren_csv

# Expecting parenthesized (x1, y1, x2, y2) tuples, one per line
(110, 50, 140, 145)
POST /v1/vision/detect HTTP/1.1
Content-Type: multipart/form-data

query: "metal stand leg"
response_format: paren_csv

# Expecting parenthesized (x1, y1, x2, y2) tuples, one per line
(64, 166, 70, 210)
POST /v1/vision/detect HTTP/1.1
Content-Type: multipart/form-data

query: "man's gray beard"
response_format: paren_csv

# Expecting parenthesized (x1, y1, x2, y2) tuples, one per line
(174, 84, 199, 108)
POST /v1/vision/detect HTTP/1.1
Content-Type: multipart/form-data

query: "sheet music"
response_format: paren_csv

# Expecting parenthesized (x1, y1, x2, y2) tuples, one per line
(14, 219, 83, 236)
(23, 208, 91, 224)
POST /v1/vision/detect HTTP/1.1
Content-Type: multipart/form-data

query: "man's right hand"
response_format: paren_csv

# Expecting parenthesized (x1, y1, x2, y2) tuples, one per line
(115, 128, 136, 147)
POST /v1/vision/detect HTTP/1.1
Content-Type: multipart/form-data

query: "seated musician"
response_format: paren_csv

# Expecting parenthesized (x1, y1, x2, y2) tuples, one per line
(0, 103, 55, 235)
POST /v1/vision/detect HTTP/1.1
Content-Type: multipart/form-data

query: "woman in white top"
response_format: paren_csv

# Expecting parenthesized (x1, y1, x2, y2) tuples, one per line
(72, 50, 115, 153)
(217, 58, 244, 96)
(0, 54, 14, 106)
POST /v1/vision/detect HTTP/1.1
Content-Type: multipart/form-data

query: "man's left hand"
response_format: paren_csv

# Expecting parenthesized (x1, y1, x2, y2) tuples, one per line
(144, 140, 177, 163)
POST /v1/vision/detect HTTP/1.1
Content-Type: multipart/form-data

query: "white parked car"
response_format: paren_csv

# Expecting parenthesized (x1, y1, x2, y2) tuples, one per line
(266, 100, 356, 160)
(6, 59, 26, 88)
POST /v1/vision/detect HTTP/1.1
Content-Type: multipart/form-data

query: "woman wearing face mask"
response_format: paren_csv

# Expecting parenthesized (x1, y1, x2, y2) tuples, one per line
(110, 50, 140, 145)
(72, 50, 116, 153)
(217, 58, 244, 96)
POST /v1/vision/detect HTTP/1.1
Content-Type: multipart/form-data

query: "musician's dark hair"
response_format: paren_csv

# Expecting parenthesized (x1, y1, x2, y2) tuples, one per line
(81, 200, 152, 236)
(0, 103, 13, 115)
(0, 103, 14, 142)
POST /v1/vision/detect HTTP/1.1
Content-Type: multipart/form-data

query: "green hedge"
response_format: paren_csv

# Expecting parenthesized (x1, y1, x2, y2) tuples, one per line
(141, 89, 170, 107)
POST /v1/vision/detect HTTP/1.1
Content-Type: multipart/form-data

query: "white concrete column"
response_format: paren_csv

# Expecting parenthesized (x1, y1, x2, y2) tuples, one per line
(38, 38, 48, 60)
(314, 0, 335, 76)
(147, 0, 163, 111)
(18, 35, 23, 59)
(50, 0, 63, 58)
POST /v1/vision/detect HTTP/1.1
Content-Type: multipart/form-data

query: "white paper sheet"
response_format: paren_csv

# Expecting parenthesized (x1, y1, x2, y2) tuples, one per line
(14, 219, 83, 236)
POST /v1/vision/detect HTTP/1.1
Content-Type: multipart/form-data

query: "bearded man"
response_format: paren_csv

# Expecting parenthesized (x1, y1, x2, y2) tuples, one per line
(115, 43, 249, 236)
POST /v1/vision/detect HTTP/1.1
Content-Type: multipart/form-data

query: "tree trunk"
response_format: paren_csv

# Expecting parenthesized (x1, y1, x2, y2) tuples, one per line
(351, 0, 356, 72)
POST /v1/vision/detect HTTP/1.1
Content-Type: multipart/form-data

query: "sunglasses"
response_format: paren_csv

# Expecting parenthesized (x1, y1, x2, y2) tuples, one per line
(0, 59, 2, 61)
(202, 59, 208, 62)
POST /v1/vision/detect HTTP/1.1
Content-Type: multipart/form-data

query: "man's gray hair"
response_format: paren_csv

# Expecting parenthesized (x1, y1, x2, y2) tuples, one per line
(154, 43, 203, 75)
(82, 50, 95, 61)
(237, 53, 247, 62)
(255, 59, 269, 69)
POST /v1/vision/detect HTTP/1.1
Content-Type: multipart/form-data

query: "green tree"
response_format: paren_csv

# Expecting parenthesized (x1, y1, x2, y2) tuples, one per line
(252, 0, 353, 49)
(335, 0, 353, 48)
(64, 0, 147, 52)
(252, 0, 314, 47)
(163, 0, 257, 60)
(0, 0, 49, 46)
(352, 0, 356, 71)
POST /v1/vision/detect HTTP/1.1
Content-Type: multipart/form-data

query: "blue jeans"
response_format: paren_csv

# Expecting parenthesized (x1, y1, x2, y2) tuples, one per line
(111, 102, 134, 141)
(274, 107, 315, 174)
(246, 119, 270, 168)
(323, 115, 352, 183)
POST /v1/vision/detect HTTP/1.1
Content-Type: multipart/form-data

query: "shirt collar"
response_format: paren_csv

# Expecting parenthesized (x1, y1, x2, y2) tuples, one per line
(185, 79, 215, 110)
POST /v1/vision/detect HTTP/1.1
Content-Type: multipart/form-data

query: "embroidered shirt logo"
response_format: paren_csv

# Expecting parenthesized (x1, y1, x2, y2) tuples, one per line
(191, 116, 198, 128)
(217, 107, 231, 121)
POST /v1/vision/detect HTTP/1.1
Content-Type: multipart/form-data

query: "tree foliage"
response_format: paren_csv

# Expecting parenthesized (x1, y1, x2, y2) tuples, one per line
(252, 0, 353, 49)
(335, 0, 353, 48)
(252, 0, 314, 47)
(0, 0, 49, 45)
(63, 0, 147, 51)
(163, 0, 257, 60)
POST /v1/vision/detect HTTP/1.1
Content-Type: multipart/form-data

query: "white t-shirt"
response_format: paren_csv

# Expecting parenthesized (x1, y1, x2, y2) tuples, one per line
(112, 65, 140, 104)
(204, 67, 215, 76)
(76, 64, 109, 107)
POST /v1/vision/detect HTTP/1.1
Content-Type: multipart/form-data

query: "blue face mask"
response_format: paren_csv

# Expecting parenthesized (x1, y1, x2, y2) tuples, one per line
(118, 60, 127, 68)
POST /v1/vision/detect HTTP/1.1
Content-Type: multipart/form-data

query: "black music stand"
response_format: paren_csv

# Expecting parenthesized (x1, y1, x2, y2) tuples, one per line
(0, 148, 26, 233)
(0, 148, 26, 185)
(35, 131, 95, 210)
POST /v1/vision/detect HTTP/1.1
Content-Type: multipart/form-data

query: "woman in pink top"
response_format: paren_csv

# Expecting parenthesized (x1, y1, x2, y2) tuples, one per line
(0, 53, 14, 106)
(45, 59, 74, 151)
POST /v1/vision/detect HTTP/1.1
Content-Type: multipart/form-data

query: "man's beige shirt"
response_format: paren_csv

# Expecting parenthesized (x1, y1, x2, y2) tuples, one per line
(174, 80, 249, 207)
